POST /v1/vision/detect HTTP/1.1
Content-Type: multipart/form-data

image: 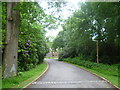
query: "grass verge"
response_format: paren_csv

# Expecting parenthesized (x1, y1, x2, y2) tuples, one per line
(61, 57, 119, 88)
(45, 57, 58, 59)
(2, 62, 47, 88)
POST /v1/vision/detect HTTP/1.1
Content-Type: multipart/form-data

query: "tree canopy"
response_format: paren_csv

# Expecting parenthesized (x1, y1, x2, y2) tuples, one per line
(52, 2, 120, 64)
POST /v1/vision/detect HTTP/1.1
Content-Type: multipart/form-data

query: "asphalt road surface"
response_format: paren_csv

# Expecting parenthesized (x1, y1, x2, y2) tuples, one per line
(27, 59, 116, 88)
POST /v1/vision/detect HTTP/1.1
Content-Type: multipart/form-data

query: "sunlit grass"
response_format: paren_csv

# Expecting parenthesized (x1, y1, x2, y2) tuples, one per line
(45, 57, 58, 59)
(2, 62, 47, 88)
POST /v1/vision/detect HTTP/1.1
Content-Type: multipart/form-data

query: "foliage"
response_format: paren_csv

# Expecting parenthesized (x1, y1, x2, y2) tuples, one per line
(52, 31, 65, 50)
(53, 2, 120, 64)
(62, 57, 118, 76)
(17, 2, 48, 71)
(2, 2, 54, 72)
(1, 2, 6, 47)
(17, 2, 52, 71)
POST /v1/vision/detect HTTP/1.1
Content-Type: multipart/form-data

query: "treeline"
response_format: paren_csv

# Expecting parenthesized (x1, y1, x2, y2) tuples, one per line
(1, 2, 55, 72)
(52, 2, 120, 64)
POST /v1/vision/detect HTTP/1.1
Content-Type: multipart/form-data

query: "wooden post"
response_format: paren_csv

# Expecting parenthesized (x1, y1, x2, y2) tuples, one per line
(96, 40, 99, 63)
(3, 2, 20, 78)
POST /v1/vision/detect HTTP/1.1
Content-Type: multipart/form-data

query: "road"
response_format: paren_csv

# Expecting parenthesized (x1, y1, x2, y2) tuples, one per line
(27, 59, 116, 88)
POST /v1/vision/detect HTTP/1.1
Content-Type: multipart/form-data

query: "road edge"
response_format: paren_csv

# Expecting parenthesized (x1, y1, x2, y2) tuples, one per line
(62, 61, 120, 89)
(22, 60, 49, 89)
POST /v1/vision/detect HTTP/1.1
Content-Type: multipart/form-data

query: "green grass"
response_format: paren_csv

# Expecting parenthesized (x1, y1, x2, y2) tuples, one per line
(62, 57, 119, 88)
(45, 57, 58, 59)
(2, 62, 47, 88)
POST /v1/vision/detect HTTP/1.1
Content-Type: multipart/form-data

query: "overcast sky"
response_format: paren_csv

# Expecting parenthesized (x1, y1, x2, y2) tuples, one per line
(38, 0, 82, 41)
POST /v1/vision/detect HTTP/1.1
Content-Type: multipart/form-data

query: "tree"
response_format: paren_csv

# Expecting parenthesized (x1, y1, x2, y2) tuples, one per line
(3, 2, 20, 78)
(53, 2, 120, 64)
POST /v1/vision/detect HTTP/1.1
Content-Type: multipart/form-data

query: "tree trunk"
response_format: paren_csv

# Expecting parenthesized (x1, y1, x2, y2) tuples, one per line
(3, 2, 20, 78)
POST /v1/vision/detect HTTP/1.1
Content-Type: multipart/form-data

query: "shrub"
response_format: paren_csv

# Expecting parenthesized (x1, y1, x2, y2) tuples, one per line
(63, 57, 119, 76)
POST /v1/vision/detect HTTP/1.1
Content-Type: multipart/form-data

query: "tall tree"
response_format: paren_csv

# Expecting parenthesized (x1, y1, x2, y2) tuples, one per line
(53, 2, 120, 64)
(3, 2, 20, 78)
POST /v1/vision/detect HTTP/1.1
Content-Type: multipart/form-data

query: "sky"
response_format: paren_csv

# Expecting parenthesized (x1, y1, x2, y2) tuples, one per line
(38, 0, 82, 41)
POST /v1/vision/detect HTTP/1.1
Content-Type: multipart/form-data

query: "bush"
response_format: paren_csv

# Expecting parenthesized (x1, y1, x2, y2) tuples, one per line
(63, 56, 119, 76)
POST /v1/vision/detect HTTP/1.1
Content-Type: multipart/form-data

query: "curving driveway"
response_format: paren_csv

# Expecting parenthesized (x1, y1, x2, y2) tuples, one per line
(27, 59, 116, 88)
